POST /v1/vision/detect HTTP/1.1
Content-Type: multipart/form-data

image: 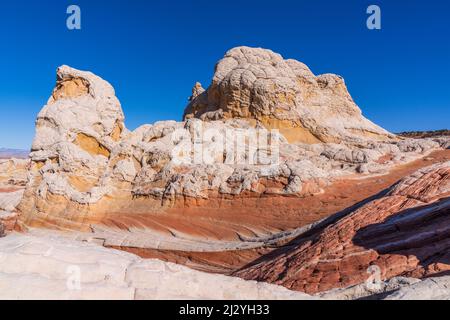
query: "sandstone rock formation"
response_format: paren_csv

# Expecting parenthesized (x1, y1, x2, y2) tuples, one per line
(235, 162, 450, 294)
(319, 276, 422, 300)
(383, 276, 450, 300)
(0, 229, 448, 300)
(0, 190, 24, 213)
(318, 275, 450, 300)
(0, 160, 27, 232)
(0, 231, 313, 300)
(0, 46, 449, 300)
(0, 190, 24, 231)
(184, 46, 394, 144)
(0, 158, 28, 189)
(15, 49, 449, 253)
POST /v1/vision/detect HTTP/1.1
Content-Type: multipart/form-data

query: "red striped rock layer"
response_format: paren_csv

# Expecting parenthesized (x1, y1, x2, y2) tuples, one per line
(235, 162, 450, 294)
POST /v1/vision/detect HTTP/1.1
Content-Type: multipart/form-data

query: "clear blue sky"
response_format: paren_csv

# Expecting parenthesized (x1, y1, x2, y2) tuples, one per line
(0, 0, 449, 149)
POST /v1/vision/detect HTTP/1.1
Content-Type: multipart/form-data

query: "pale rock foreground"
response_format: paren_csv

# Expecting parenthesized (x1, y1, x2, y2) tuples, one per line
(0, 231, 448, 300)
(319, 276, 450, 300)
(383, 276, 450, 300)
(0, 232, 313, 300)
(0, 190, 24, 213)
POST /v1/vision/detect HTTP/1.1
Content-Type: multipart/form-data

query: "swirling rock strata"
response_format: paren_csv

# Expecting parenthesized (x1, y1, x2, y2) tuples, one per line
(0, 231, 313, 300)
(15, 48, 449, 249)
(235, 162, 450, 294)
(184, 46, 393, 144)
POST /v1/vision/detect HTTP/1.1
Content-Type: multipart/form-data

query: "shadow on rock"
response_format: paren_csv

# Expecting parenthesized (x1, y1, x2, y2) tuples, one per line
(353, 196, 450, 276)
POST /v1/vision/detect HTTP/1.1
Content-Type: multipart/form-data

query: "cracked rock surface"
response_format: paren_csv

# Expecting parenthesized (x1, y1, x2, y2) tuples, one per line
(0, 46, 449, 299)
(16, 48, 449, 246)
(235, 162, 450, 294)
(0, 231, 313, 300)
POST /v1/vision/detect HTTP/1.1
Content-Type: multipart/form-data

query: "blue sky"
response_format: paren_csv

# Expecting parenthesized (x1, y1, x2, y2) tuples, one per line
(0, 0, 449, 149)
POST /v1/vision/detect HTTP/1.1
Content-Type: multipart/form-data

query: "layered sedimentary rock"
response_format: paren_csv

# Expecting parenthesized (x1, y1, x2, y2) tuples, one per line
(0, 231, 312, 300)
(0, 159, 28, 232)
(383, 276, 450, 300)
(319, 275, 450, 300)
(235, 162, 450, 294)
(0, 159, 28, 189)
(16, 48, 449, 251)
(0, 190, 24, 230)
(184, 46, 393, 144)
(1, 46, 449, 300)
(0, 229, 448, 300)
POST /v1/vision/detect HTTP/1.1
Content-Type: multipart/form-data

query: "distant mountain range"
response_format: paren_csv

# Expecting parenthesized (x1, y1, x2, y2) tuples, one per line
(0, 148, 29, 159)
(397, 129, 449, 139)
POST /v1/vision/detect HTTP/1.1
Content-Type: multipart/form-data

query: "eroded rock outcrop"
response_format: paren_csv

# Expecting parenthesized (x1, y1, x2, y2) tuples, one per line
(0, 159, 28, 189)
(184, 46, 393, 144)
(0, 159, 28, 232)
(235, 162, 450, 294)
(0, 46, 449, 300)
(383, 276, 450, 300)
(16, 49, 449, 250)
(1, 229, 447, 300)
(0, 231, 313, 300)
(0, 190, 24, 230)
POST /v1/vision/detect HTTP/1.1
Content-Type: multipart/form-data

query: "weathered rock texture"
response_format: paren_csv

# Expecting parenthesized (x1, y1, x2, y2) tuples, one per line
(383, 276, 450, 300)
(0, 190, 24, 213)
(0, 190, 24, 231)
(0, 231, 313, 300)
(16, 48, 449, 252)
(318, 275, 450, 300)
(1, 46, 449, 300)
(0, 230, 448, 300)
(0, 159, 27, 232)
(0, 159, 28, 189)
(235, 162, 450, 294)
(184, 46, 393, 144)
